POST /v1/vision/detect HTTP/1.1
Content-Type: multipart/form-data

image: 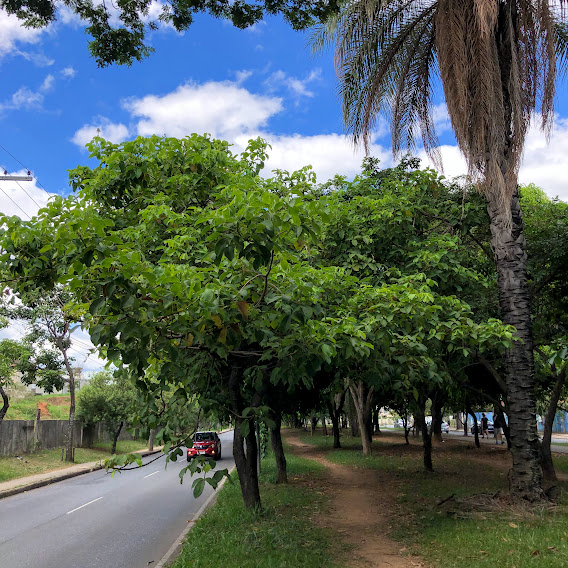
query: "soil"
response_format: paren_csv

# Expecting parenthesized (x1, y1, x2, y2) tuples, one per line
(36, 401, 50, 417)
(285, 431, 427, 568)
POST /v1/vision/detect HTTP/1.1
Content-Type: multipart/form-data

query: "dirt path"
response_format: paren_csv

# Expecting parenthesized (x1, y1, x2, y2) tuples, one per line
(285, 432, 427, 568)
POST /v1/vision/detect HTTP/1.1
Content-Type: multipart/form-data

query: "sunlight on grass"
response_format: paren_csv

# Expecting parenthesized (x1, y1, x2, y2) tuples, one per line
(299, 430, 568, 568)
(171, 452, 342, 568)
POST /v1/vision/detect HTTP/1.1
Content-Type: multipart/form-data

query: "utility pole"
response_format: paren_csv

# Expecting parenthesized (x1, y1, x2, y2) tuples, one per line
(0, 171, 33, 181)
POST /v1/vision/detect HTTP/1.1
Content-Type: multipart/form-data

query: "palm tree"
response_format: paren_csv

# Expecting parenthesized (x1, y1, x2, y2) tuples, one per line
(315, 0, 568, 501)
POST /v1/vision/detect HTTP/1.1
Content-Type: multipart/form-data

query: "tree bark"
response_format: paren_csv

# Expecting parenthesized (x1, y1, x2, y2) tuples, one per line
(327, 390, 346, 449)
(539, 368, 565, 483)
(229, 365, 261, 509)
(148, 428, 157, 452)
(416, 402, 433, 472)
(0, 385, 9, 427)
(61, 344, 76, 463)
(322, 415, 328, 436)
(488, 191, 544, 501)
(431, 394, 444, 443)
(269, 409, 287, 484)
(347, 391, 360, 437)
(349, 381, 374, 455)
(111, 421, 123, 454)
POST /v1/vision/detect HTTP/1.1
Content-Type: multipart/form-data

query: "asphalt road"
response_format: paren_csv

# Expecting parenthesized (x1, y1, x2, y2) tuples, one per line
(0, 430, 234, 568)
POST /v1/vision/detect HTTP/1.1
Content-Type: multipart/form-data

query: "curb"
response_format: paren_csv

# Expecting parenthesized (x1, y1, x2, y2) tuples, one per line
(0, 447, 164, 500)
(155, 466, 236, 568)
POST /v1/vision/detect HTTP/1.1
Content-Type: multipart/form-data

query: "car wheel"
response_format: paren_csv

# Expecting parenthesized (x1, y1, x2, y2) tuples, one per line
(187, 456, 192, 463)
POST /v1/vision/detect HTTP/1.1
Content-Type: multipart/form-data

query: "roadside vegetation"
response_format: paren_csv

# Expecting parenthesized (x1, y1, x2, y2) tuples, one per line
(0, 439, 148, 483)
(299, 430, 568, 568)
(171, 450, 343, 568)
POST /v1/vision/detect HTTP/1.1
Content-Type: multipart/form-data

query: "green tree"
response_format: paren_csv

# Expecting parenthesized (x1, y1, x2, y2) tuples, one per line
(77, 370, 137, 454)
(0, 289, 82, 461)
(314, 0, 568, 501)
(0, 316, 65, 427)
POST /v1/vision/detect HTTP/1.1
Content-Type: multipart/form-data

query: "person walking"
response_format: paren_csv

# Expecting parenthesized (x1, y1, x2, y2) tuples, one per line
(494, 414, 505, 445)
(481, 413, 489, 439)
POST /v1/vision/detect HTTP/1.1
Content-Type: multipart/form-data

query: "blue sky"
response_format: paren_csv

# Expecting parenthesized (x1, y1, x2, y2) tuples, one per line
(1, 8, 567, 371)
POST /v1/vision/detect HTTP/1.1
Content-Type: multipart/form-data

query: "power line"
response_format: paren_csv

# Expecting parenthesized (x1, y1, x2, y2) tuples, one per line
(0, 186, 31, 219)
(0, 142, 53, 199)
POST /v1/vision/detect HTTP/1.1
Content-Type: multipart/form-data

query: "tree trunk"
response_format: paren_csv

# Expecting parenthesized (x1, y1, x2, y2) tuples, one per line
(463, 410, 469, 436)
(322, 415, 328, 436)
(111, 421, 123, 454)
(416, 402, 433, 472)
(0, 385, 9, 427)
(349, 381, 374, 455)
(229, 365, 261, 509)
(347, 391, 360, 437)
(431, 395, 444, 443)
(488, 191, 544, 501)
(61, 346, 76, 463)
(540, 368, 565, 483)
(327, 391, 345, 449)
(467, 406, 480, 448)
(373, 406, 380, 434)
(269, 410, 287, 484)
(310, 416, 317, 435)
(148, 428, 157, 452)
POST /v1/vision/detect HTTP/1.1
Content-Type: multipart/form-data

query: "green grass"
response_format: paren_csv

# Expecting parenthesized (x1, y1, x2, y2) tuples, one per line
(5, 393, 70, 420)
(0, 440, 148, 483)
(171, 451, 343, 568)
(299, 431, 568, 568)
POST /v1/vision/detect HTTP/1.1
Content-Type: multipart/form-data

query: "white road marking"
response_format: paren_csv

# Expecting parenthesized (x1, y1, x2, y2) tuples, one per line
(66, 497, 103, 515)
(144, 471, 160, 479)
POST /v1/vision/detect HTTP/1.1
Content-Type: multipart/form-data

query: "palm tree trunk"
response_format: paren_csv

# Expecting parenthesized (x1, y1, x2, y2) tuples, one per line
(488, 191, 543, 501)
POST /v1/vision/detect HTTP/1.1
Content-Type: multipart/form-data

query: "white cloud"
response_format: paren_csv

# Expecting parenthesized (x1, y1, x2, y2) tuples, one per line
(41, 74, 55, 91)
(0, 12, 45, 58)
(0, 170, 55, 218)
(124, 80, 283, 140)
(251, 133, 392, 183)
(0, 73, 56, 112)
(71, 118, 130, 148)
(61, 66, 76, 79)
(265, 69, 322, 100)
(16, 50, 54, 67)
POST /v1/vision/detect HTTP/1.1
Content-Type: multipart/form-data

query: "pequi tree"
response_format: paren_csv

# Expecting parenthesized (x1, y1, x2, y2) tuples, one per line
(314, 0, 568, 501)
(0, 135, 374, 509)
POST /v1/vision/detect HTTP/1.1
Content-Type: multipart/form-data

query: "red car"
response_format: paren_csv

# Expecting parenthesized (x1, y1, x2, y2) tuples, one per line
(187, 431, 222, 461)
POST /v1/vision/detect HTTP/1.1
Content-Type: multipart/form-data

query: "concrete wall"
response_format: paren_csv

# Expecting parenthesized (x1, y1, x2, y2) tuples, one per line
(0, 420, 135, 457)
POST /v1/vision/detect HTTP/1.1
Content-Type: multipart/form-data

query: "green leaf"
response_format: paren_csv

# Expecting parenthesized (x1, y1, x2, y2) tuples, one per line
(192, 477, 206, 498)
(240, 420, 250, 438)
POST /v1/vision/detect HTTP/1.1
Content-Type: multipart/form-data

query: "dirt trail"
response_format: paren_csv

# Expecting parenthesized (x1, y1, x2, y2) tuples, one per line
(285, 432, 427, 568)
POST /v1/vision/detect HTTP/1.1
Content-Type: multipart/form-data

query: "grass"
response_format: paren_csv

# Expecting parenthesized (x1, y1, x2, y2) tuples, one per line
(299, 430, 568, 568)
(0, 439, 148, 483)
(5, 393, 71, 420)
(171, 451, 343, 568)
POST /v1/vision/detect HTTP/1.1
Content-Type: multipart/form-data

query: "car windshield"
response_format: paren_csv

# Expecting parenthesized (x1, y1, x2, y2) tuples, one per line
(195, 433, 215, 442)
